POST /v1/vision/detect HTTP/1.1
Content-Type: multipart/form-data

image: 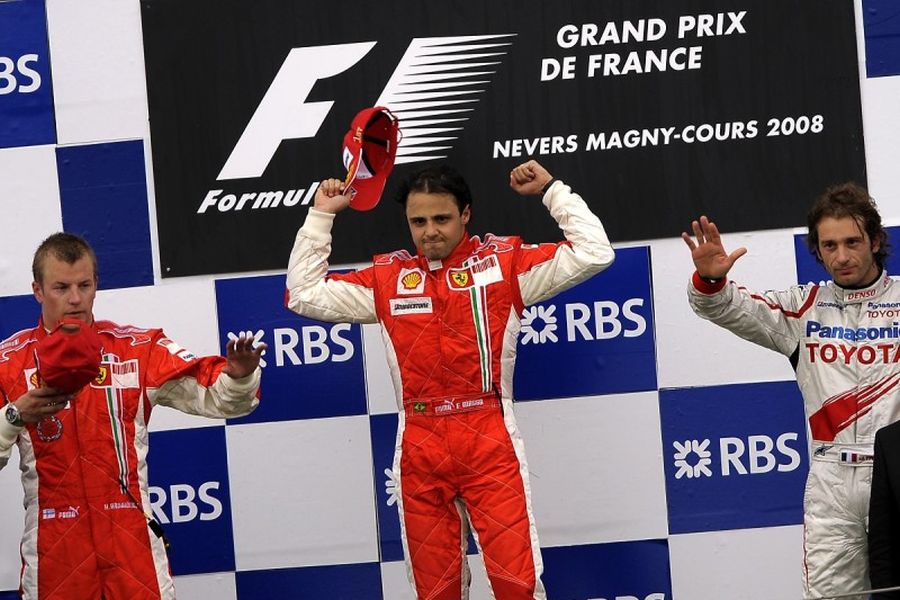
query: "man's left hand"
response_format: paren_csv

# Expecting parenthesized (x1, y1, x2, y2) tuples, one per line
(222, 333, 267, 379)
(509, 159, 553, 196)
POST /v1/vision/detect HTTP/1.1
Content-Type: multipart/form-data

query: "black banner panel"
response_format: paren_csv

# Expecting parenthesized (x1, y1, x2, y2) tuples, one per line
(141, 0, 865, 277)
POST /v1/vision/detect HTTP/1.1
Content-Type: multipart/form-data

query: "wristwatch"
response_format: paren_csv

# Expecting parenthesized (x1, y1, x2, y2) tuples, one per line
(699, 275, 722, 284)
(4, 403, 24, 427)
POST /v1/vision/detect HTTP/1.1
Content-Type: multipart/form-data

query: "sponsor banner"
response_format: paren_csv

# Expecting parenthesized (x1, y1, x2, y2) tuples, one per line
(369, 413, 404, 562)
(659, 381, 808, 534)
(215, 273, 366, 423)
(541, 539, 672, 599)
(794, 225, 900, 285)
(142, 0, 865, 276)
(147, 427, 235, 575)
(863, 0, 900, 77)
(234, 563, 383, 599)
(0, 0, 55, 149)
(514, 246, 656, 400)
(57, 141, 153, 289)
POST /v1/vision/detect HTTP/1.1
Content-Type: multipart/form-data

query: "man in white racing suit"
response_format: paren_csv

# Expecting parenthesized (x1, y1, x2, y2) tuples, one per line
(683, 182, 896, 599)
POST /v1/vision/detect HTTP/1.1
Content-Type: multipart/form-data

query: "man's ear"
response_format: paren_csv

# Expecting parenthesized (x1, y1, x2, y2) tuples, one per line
(32, 281, 44, 305)
(871, 232, 882, 255)
(461, 205, 471, 226)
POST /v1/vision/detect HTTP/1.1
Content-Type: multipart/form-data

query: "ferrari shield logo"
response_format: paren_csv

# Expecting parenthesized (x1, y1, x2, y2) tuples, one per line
(95, 366, 108, 385)
(451, 272, 469, 287)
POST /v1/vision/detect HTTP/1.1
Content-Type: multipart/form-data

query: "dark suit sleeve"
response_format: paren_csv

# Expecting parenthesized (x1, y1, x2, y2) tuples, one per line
(869, 427, 900, 596)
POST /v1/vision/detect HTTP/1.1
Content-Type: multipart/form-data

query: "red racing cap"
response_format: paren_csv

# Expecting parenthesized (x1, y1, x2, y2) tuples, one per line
(342, 106, 400, 211)
(35, 319, 103, 392)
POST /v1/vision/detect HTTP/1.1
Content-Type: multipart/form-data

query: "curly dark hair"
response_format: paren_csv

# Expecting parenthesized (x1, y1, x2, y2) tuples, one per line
(395, 164, 472, 213)
(32, 232, 98, 284)
(806, 182, 889, 268)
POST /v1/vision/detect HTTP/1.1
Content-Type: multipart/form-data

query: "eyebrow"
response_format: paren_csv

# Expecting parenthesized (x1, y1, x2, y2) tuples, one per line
(821, 235, 864, 243)
(409, 213, 453, 220)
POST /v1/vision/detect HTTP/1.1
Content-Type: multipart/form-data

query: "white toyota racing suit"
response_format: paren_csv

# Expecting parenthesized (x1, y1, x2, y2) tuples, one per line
(689, 270, 900, 600)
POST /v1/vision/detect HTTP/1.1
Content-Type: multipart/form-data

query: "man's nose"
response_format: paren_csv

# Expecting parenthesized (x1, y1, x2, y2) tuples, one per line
(67, 287, 83, 304)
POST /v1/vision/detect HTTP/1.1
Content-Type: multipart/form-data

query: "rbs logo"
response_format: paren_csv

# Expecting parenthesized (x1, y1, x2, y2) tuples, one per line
(226, 324, 355, 368)
(673, 433, 801, 479)
(149, 482, 223, 524)
(0, 54, 41, 94)
(272, 324, 354, 366)
(521, 298, 647, 345)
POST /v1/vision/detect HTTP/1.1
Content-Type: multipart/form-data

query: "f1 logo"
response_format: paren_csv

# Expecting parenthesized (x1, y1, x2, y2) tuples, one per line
(217, 42, 376, 181)
(215, 34, 514, 182)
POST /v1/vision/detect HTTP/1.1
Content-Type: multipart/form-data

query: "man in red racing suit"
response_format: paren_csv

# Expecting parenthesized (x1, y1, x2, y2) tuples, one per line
(683, 183, 896, 600)
(0, 233, 265, 600)
(286, 160, 614, 599)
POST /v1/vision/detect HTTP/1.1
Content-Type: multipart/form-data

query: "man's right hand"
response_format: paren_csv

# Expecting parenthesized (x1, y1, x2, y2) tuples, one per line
(681, 215, 747, 279)
(11, 387, 74, 424)
(314, 178, 352, 214)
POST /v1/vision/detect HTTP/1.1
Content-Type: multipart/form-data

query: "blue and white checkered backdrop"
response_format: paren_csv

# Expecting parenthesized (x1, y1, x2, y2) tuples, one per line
(1, 1, 899, 598)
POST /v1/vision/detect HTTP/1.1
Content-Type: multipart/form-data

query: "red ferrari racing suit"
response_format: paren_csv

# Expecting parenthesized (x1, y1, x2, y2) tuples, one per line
(286, 180, 614, 599)
(689, 270, 900, 600)
(0, 320, 261, 600)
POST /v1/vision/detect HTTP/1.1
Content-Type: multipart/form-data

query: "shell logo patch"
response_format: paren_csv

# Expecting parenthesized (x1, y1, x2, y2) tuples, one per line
(402, 271, 422, 290)
(397, 268, 426, 295)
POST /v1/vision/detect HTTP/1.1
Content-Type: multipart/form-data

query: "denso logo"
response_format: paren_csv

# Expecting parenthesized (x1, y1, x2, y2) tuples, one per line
(806, 320, 900, 341)
(846, 287, 877, 301)
(227, 325, 354, 367)
(0, 54, 41, 95)
(520, 298, 647, 344)
(149, 482, 223, 524)
(672, 433, 801, 479)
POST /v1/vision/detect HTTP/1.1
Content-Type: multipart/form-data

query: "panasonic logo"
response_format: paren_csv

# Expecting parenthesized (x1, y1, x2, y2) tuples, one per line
(805, 320, 900, 342)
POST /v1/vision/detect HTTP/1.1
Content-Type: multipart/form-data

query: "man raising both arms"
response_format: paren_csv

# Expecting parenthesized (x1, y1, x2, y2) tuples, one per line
(683, 183, 897, 599)
(286, 159, 614, 599)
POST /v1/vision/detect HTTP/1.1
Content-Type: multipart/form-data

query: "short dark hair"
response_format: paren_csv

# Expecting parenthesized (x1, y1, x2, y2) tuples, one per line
(395, 164, 473, 212)
(32, 233, 98, 285)
(806, 182, 889, 268)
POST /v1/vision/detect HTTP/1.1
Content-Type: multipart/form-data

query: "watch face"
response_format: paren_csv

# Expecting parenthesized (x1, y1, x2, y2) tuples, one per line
(5, 405, 20, 426)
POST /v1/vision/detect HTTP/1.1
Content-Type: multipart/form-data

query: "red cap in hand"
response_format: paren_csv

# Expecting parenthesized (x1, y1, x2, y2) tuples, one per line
(342, 107, 401, 211)
(35, 319, 103, 392)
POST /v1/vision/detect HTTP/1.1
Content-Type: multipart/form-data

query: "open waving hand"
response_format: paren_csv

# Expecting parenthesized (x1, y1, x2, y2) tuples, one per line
(681, 215, 747, 280)
(222, 332, 267, 379)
